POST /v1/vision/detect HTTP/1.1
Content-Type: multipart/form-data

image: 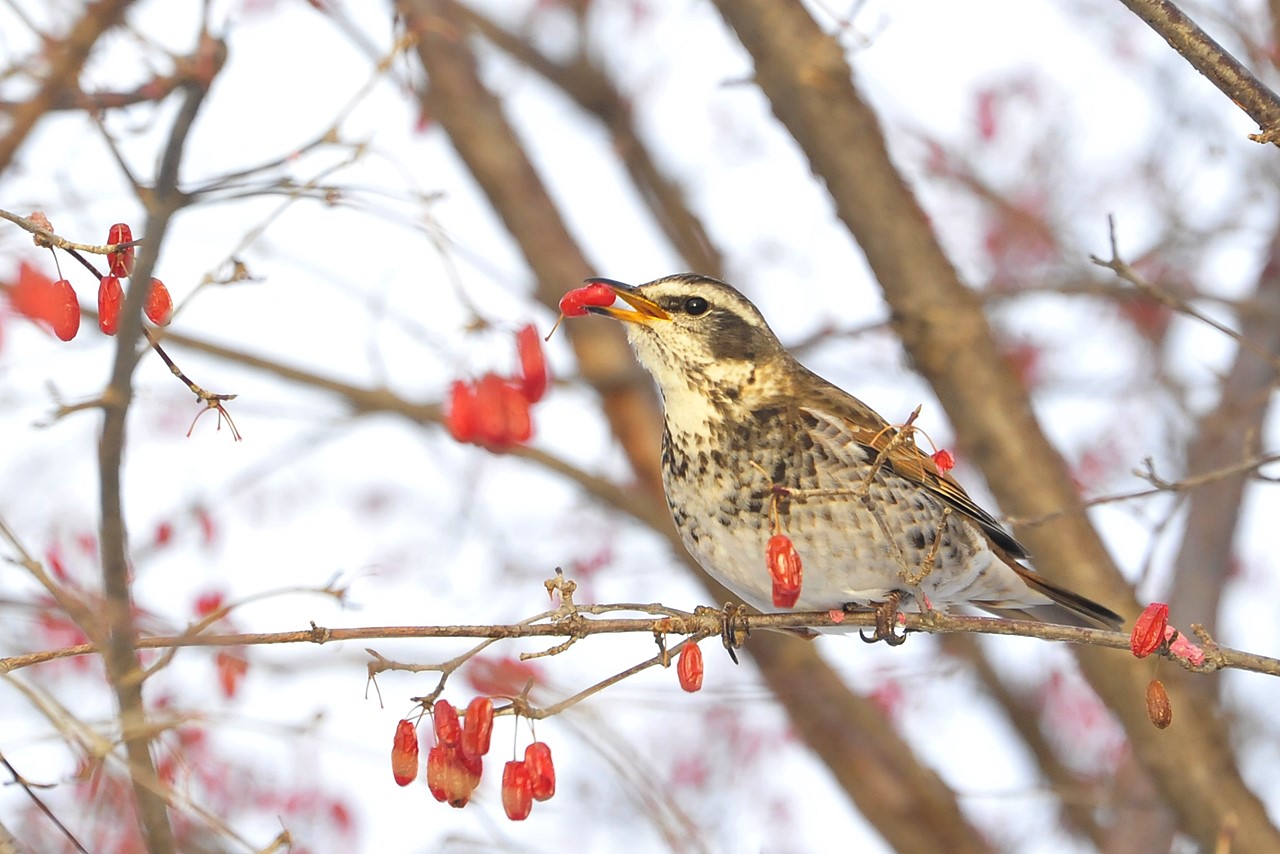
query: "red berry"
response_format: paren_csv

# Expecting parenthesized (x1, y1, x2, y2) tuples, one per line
(446, 380, 478, 443)
(433, 699, 461, 748)
(107, 223, 135, 277)
(677, 642, 704, 693)
(501, 760, 533, 820)
(766, 534, 803, 608)
(10, 262, 57, 323)
(426, 745, 472, 806)
(515, 324, 549, 402)
(426, 746, 449, 802)
(473, 373, 509, 446)
(498, 380, 533, 444)
(558, 282, 615, 317)
(145, 278, 172, 325)
(524, 741, 556, 801)
(98, 275, 123, 335)
(51, 279, 80, 341)
(932, 448, 955, 473)
(1131, 602, 1170, 658)
(461, 697, 494, 757)
(457, 744, 482, 790)
(391, 719, 419, 786)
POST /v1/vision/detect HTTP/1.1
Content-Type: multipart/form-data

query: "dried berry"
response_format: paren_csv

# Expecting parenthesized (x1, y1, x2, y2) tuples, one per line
(461, 697, 494, 758)
(1145, 678, 1172, 729)
(766, 533, 803, 608)
(501, 760, 533, 820)
(524, 742, 556, 801)
(98, 275, 123, 335)
(1131, 602, 1170, 658)
(932, 448, 955, 473)
(677, 642, 704, 693)
(391, 719, 419, 786)
(107, 223, 135, 277)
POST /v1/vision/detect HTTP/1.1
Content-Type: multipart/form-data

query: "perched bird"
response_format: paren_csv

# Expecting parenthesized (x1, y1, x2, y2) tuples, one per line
(577, 273, 1121, 639)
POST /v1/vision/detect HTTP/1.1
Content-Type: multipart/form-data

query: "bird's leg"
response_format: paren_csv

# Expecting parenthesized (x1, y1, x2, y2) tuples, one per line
(859, 590, 908, 646)
(903, 507, 953, 588)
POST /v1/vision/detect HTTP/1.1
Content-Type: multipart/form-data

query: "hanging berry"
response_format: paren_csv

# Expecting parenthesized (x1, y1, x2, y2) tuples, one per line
(145, 278, 173, 325)
(98, 275, 123, 335)
(501, 760, 533, 820)
(524, 742, 556, 802)
(931, 448, 955, 473)
(51, 279, 80, 341)
(766, 533, 803, 608)
(515, 324, 549, 403)
(390, 719, 419, 786)
(433, 699, 461, 748)
(677, 642, 704, 693)
(107, 223, 135, 277)
(461, 697, 494, 758)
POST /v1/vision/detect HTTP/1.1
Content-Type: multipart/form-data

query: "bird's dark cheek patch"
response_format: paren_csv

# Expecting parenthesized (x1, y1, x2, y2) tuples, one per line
(707, 312, 760, 361)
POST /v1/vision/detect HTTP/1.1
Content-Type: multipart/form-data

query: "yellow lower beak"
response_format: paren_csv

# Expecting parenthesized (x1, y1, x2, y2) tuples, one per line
(587, 282, 670, 324)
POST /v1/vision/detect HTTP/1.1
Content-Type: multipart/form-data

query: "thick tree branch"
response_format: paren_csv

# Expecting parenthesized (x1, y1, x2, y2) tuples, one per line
(95, 69, 212, 854)
(1114, 0, 1280, 141)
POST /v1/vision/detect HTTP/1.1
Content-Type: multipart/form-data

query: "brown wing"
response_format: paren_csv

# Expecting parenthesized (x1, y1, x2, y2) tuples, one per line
(797, 381, 1031, 560)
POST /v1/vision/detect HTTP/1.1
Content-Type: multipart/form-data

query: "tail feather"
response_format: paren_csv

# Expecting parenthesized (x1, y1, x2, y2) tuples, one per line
(988, 562, 1124, 630)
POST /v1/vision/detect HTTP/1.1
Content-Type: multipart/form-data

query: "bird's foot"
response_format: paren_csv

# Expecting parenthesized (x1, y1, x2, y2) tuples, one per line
(859, 591, 908, 646)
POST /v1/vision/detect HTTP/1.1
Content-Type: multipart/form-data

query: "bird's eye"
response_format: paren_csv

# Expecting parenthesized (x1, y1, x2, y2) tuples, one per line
(683, 296, 710, 316)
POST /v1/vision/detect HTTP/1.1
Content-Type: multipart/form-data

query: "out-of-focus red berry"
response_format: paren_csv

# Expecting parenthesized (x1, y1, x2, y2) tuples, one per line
(515, 324, 548, 402)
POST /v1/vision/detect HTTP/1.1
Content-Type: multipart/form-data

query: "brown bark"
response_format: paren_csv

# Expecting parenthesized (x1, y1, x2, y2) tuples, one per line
(709, 0, 1280, 849)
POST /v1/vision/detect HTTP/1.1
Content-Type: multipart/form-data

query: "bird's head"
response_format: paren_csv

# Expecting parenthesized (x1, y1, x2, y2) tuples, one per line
(583, 273, 786, 417)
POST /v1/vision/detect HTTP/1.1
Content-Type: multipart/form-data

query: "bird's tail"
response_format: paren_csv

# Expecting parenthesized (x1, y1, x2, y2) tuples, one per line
(985, 562, 1124, 630)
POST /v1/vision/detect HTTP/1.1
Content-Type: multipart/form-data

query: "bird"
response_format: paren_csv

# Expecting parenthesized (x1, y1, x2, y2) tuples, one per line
(577, 272, 1122, 641)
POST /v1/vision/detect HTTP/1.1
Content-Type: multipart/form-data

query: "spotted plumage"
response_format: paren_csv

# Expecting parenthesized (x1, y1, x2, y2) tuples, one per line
(585, 273, 1121, 630)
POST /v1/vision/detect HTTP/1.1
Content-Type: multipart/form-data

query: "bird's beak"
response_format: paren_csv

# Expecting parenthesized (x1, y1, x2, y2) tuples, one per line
(585, 279, 670, 324)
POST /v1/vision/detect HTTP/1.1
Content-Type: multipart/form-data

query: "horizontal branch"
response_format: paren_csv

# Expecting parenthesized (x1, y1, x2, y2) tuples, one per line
(4, 602, 1276, 677)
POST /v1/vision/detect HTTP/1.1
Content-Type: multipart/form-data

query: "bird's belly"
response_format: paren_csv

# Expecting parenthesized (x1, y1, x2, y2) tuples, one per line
(665, 471, 1031, 613)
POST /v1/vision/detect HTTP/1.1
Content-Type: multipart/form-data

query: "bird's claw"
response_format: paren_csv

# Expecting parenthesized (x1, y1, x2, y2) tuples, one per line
(719, 602, 749, 664)
(858, 592, 909, 646)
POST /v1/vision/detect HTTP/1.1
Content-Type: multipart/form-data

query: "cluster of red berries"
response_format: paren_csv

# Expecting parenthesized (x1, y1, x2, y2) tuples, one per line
(389, 697, 557, 821)
(446, 324, 548, 448)
(9, 218, 173, 341)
